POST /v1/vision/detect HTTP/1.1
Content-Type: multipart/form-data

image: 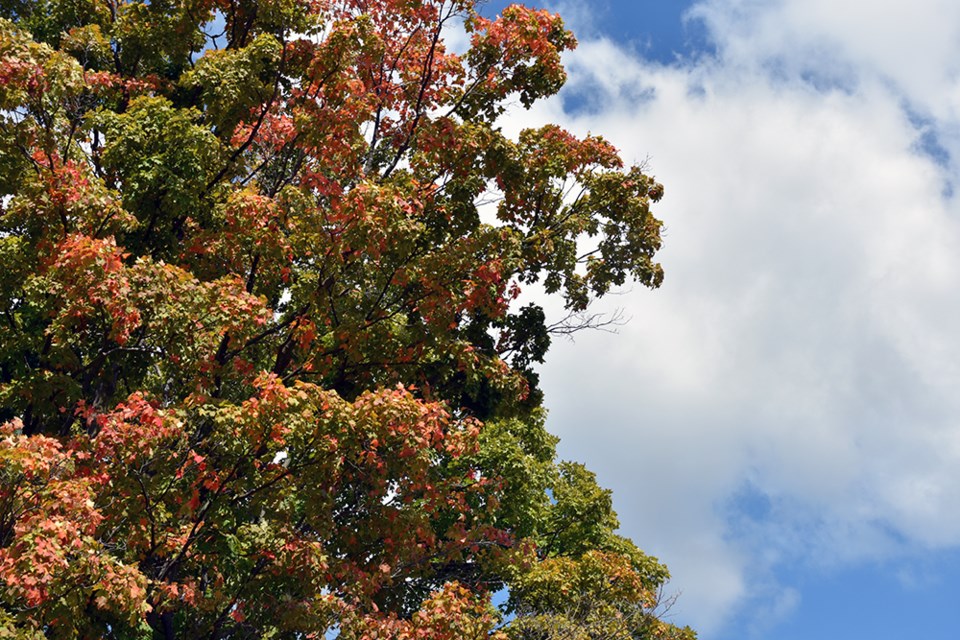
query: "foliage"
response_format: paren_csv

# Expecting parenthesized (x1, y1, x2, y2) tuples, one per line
(0, 0, 692, 638)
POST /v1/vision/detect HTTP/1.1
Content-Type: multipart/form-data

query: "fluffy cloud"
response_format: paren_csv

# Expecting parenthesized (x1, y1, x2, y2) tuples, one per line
(501, 1, 960, 636)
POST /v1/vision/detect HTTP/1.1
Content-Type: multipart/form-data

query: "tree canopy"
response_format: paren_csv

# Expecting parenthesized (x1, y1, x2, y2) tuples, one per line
(0, 0, 694, 638)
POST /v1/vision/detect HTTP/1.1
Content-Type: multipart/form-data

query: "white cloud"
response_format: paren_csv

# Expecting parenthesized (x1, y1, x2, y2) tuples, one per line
(500, 1, 960, 636)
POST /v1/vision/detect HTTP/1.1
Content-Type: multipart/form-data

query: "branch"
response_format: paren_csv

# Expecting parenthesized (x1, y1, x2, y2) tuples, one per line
(546, 307, 629, 338)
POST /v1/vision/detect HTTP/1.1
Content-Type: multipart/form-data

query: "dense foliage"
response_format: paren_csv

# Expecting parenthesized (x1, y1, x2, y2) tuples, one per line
(0, 0, 694, 638)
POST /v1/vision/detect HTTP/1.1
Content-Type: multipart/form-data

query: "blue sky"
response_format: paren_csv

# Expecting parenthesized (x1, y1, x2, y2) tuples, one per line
(477, 0, 960, 638)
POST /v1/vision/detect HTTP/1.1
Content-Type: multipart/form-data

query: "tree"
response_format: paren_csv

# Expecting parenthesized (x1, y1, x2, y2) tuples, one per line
(0, 0, 693, 638)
